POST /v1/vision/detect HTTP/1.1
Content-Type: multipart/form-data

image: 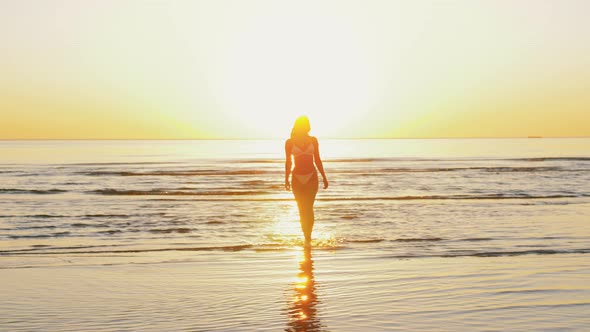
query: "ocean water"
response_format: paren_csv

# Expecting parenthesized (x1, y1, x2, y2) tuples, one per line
(1, 138, 589, 331)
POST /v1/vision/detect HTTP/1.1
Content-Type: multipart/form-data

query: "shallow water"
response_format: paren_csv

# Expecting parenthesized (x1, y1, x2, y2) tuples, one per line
(1, 138, 589, 330)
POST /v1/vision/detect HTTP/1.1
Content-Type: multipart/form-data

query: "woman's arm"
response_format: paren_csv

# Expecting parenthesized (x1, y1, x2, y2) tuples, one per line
(284, 139, 292, 191)
(312, 137, 328, 189)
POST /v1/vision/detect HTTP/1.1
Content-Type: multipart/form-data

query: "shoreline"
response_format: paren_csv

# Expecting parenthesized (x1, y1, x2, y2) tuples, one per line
(2, 250, 589, 331)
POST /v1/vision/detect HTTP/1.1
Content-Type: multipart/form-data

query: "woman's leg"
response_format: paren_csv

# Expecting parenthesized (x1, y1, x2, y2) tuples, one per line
(293, 173, 318, 243)
(301, 193, 316, 242)
(295, 199, 312, 242)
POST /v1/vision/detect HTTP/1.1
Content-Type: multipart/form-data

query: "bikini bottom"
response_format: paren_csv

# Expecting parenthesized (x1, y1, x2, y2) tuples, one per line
(292, 170, 318, 199)
(293, 171, 316, 185)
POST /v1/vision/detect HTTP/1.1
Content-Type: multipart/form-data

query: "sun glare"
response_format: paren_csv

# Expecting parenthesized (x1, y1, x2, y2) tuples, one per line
(215, 7, 376, 138)
(273, 203, 302, 239)
(270, 201, 339, 248)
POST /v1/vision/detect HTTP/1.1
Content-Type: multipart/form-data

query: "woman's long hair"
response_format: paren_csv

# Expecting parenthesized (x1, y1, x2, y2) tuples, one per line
(290, 116, 311, 138)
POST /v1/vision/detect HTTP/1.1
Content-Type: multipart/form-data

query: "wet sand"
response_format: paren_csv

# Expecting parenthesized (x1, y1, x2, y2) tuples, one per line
(2, 249, 589, 331)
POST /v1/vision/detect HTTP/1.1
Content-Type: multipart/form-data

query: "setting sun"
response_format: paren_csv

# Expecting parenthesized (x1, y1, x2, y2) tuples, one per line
(1, 1, 588, 139)
(216, 5, 376, 138)
(2, 2, 589, 331)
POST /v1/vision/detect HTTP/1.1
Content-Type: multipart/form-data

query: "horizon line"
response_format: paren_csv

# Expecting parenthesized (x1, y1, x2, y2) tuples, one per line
(1, 136, 589, 141)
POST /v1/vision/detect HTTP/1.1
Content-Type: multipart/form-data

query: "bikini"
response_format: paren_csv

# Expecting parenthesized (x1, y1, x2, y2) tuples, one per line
(291, 143, 317, 185)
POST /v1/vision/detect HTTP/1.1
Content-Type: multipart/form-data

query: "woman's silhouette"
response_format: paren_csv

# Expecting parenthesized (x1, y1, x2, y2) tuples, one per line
(285, 116, 328, 245)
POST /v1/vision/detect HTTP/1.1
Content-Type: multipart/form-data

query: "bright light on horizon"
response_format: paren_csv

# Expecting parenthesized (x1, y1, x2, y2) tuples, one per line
(216, 5, 377, 138)
(1, 0, 589, 139)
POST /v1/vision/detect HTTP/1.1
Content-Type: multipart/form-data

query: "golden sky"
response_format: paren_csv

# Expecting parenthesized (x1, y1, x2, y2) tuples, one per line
(1, 0, 589, 139)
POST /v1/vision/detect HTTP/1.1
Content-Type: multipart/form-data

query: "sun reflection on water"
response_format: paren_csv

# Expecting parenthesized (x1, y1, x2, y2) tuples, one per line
(270, 202, 340, 249)
(286, 246, 324, 332)
(274, 202, 302, 238)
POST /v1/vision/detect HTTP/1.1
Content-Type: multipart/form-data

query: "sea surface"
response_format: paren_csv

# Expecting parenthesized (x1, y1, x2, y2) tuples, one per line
(1, 138, 589, 331)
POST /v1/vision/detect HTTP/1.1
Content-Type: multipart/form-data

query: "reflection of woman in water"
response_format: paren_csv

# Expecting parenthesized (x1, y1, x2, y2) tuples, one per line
(286, 246, 322, 332)
(285, 116, 328, 245)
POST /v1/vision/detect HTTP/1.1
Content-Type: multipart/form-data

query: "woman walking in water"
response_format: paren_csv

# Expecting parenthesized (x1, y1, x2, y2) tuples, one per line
(285, 116, 328, 246)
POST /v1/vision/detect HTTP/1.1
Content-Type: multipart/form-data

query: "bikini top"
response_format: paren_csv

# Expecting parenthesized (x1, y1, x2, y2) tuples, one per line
(292, 143, 314, 157)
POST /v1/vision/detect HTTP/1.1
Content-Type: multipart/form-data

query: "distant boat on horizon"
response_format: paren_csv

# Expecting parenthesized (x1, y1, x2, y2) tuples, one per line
(527, 136, 543, 138)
